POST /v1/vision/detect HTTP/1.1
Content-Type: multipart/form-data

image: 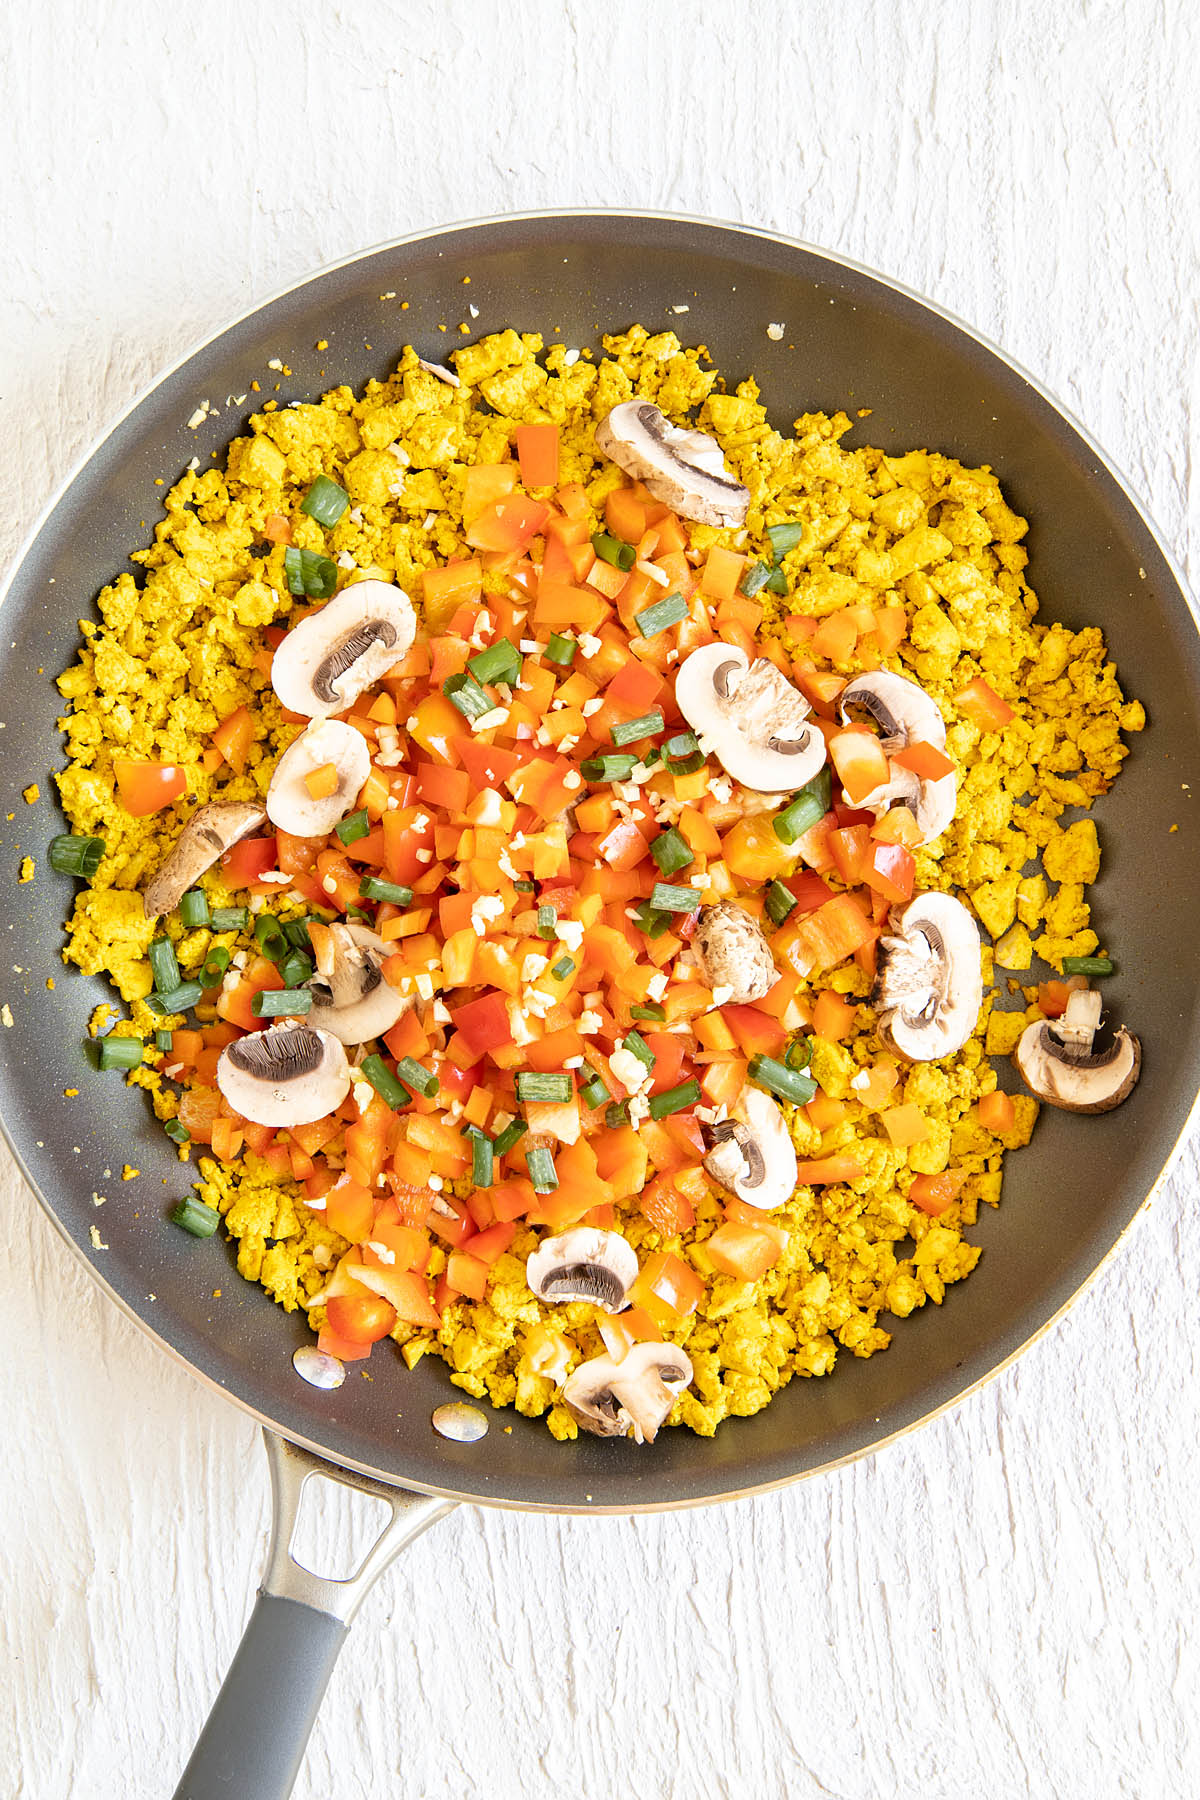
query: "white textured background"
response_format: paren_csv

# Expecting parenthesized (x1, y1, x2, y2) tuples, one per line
(2, 4, 1198, 1797)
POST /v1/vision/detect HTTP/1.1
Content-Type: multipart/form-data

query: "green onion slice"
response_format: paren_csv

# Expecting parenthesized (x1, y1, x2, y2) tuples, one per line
(763, 567, 788, 596)
(299, 474, 350, 527)
(201, 946, 231, 987)
(360, 1053, 411, 1110)
(149, 936, 181, 995)
(470, 1131, 494, 1188)
(773, 767, 833, 845)
(359, 875, 413, 906)
(282, 917, 314, 949)
(580, 752, 638, 783)
(767, 521, 804, 561)
(443, 671, 493, 721)
(155, 1029, 173, 1052)
(630, 1002, 666, 1021)
(662, 731, 704, 775)
(99, 1036, 144, 1071)
(280, 950, 312, 989)
(146, 982, 205, 1018)
(48, 833, 106, 878)
(164, 1118, 189, 1144)
(633, 591, 688, 639)
(335, 809, 370, 846)
(551, 955, 575, 980)
(605, 1100, 631, 1128)
(632, 899, 672, 939)
(492, 1118, 528, 1158)
(591, 530, 637, 571)
(765, 880, 798, 925)
(179, 888, 210, 928)
(395, 1056, 439, 1098)
(650, 882, 701, 915)
(536, 905, 557, 939)
(1061, 956, 1115, 976)
(577, 1066, 610, 1109)
(526, 1145, 559, 1193)
(170, 1197, 220, 1238)
(252, 987, 312, 1018)
(515, 1071, 572, 1104)
(468, 638, 521, 687)
(544, 633, 577, 666)
(740, 562, 772, 598)
(254, 914, 289, 963)
(749, 1053, 817, 1105)
(611, 709, 665, 747)
(621, 1030, 655, 1069)
(283, 544, 338, 599)
(650, 827, 693, 877)
(648, 1078, 702, 1120)
(210, 905, 249, 931)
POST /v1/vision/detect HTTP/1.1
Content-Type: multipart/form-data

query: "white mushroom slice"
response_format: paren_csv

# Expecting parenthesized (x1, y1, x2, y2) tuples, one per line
(216, 1022, 351, 1126)
(676, 644, 825, 793)
(526, 1228, 639, 1313)
(693, 901, 777, 1005)
(271, 580, 416, 718)
(1013, 996, 1141, 1113)
(561, 1341, 693, 1443)
(701, 1086, 798, 1211)
(266, 719, 370, 837)
(871, 893, 982, 1062)
(594, 401, 750, 527)
(838, 671, 947, 751)
(306, 921, 412, 1045)
(143, 802, 267, 920)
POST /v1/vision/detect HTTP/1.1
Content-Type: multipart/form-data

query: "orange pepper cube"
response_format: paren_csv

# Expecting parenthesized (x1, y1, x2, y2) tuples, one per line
(304, 761, 340, 801)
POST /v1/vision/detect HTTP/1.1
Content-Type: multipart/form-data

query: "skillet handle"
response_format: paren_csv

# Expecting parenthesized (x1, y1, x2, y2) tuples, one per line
(172, 1430, 455, 1800)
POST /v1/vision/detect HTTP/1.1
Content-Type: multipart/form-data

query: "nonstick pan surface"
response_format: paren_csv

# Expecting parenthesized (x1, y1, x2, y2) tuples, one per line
(1, 211, 1196, 1513)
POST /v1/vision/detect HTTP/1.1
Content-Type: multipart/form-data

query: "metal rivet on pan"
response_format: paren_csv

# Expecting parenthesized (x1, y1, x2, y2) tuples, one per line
(432, 1402, 488, 1442)
(292, 1346, 346, 1390)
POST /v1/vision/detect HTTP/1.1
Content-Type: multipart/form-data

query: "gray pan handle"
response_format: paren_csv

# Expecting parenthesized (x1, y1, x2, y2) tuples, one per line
(172, 1430, 455, 1800)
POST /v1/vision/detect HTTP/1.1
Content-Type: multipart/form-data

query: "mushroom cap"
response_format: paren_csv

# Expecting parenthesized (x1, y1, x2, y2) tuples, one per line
(871, 892, 982, 1062)
(838, 670, 947, 752)
(693, 901, 778, 1005)
(1013, 1016, 1141, 1113)
(675, 643, 826, 793)
(702, 1086, 798, 1211)
(306, 921, 412, 1045)
(143, 802, 267, 920)
(595, 401, 749, 527)
(561, 1341, 693, 1443)
(216, 1022, 351, 1126)
(525, 1228, 639, 1313)
(266, 719, 371, 837)
(271, 580, 416, 719)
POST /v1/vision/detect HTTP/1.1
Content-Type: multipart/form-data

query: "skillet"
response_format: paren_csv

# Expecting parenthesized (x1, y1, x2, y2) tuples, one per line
(1, 210, 1198, 1799)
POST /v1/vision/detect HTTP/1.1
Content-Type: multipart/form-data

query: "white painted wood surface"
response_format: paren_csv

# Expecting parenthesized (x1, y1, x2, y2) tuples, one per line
(2, 4, 1198, 1795)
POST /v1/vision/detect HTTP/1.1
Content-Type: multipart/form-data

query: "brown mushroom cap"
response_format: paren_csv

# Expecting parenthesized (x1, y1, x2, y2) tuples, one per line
(1012, 1017, 1142, 1113)
(693, 901, 777, 1005)
(143, 802, 267, 920)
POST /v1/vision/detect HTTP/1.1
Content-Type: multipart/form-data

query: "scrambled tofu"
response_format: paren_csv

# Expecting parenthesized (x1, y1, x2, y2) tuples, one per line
(52, 327, 1141, 1439)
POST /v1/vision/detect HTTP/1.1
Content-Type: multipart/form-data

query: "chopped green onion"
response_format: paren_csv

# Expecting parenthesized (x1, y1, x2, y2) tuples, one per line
(1061, 956, 1115, 976)
(634, 591, 688, 638)
(765, 880, 798, 925)
(581, 752, 638, 783)
(443, 671, 493, 722)
(210, 906, 249, 931)
(773, 767, 833, 845)
(767, 521, 804, 561)
(605, 1100, 630, 1128)
(282, 917, 314, 949)
(551, 955, 575, 980)
(395, 1056, 439, 1098)
(492, 1118, 528, 1157)
(763, 567, 788, 596)
(283, 544, 338, 599)
(591, 529, 637, 571)
(155, 1029, 173, 1052)
(577, 1066, 610, 1109)
(630, 1002, 665, 1021)
(149, 936, 181, 995)
(468, 638, 521, 687)
(252, 987, 312, 1018)
(621, 1029, 655, 1069)
(179, 888, 210, 928)
(662, 731, 704, 775)
(164, 1118, 189, 1144)
(537, 905, 557, 939)
(515, 1071, 572, 1104)
(99, 1036, 143, 1070)
(146, 982, 205, 1018)
(611, 709, 665, 747)
(255, 914, 289, 963)
(280, 950, 313, 988)
(648, 1078, 702, 1120)
(514, 879, 536, 893)
(650, 882, 701, 915)
(170, 1197, 219, 1238)
(631, 899, 672, 939)
(544, 632, 577, 666)
(360, 1053, 411, 1110)
(469, 1131, 494, 1188)
(526, 1146, 559, 1192)
(335, 809, 370, 846)
(48, 833, 106, 878)
(749, 1053, 817, 1105)
(299, 473, 351, 527)
(200, 945, 231, 987)
(740, 561, 772, 598)
(344, 905, 373, 923)
(785, 1036, 814, 1072)
(650, 827, 693, 877)
(359, 876, 413, 906)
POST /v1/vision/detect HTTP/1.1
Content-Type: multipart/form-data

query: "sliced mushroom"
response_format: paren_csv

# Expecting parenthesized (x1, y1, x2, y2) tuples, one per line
(143, 802, 267, 920)
(702, 1086, 798, 1211)
(595, 401, 749, 527)
(271, 580, 416, 719)
(694, 901, 778, 1005)
(871, 892, 982, 1062)
(216, 1021, 351, 1126)
(266, 719, 371, 837)
(839, 671, 956, 845)
(526, 1228, 639, 1313)
(675, 644, 826, 793)
(561, 1341, 693, 1443)
(306, 921, 412, 1045)
(1013, 990, 1141, 1113)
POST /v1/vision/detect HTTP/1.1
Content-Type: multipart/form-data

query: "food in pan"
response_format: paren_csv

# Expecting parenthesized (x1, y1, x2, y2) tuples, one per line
(50, 325, 1144, 1440)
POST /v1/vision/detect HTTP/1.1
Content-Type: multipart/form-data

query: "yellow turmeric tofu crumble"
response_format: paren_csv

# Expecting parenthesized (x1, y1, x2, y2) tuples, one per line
(52, 324, 1144, 1442)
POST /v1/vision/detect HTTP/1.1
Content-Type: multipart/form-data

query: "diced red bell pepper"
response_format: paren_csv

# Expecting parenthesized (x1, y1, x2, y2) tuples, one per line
(450, 991, 515, 1060)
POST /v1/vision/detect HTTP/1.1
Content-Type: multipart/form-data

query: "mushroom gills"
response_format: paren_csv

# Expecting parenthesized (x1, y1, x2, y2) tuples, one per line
(143, 802, 267, 920)
(675, 643, 825, 793)
(216, 1022, 351, 1126)
(306, 921, 412, 1045)
(871, 893, 982, 1062)
(561, 1341, 694, 1444)
(838, 670, 946, 752)
(270, 580, 416, 718)
(1013, 991, 1141, 1114)
(702, 1087, 797, 1211)
(525, 1228, 639, 1314)
(594, 401, 750, 527)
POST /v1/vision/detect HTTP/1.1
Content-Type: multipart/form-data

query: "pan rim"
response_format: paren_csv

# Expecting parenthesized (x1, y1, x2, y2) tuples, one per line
(2, 206, 1197, 1511)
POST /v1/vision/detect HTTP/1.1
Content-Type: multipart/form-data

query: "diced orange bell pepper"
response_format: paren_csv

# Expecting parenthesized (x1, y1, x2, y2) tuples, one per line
(954, 676, 1015, 731)
(909, 1170, 967, 1216)
(703, 1222, 781, 1281)
(978, 1090, 1016, 1132)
